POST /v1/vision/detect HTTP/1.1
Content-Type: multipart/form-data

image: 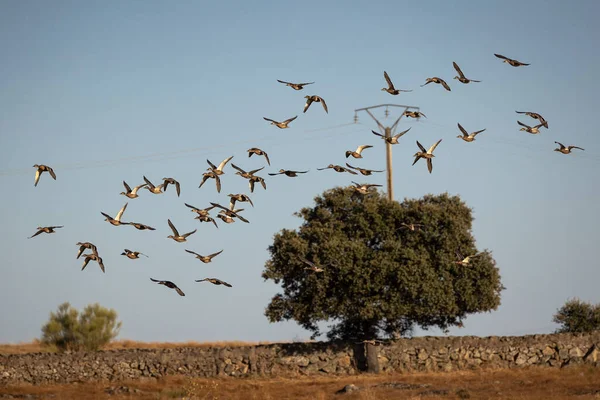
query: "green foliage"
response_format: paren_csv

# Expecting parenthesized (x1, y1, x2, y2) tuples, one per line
(553, 298, 600, 333)
(41, 302, 122, 351)
(262, 187, 504, 340)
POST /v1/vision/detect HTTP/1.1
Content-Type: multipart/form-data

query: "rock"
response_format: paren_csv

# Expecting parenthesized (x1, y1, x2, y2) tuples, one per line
(336, 384, 359, 394)
(542, 346, 555, 356)
(514, 353, 528, 366)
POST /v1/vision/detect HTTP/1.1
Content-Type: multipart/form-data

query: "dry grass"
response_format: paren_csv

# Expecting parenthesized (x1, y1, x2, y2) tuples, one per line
(1, 366, 599, 399)
(0, 339, 291, 354)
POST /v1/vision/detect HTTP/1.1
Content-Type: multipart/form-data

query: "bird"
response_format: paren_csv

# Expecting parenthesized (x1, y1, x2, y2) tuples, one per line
(517, 120, 545, 134)
(81, 253, 105, 273)
(101, 203, 129, 226)
(195, 213, 219, 228)
(247, 147, 270, 165)
(199, 170, 222, 193)
(381, 71, 412, 95)
(150, 278, 185, 296)
(162, 178, 181, 197)
(76, 242, 98, 259)
(185, 249, 223, 263)
(455, 250, 480, 266)
(277, 79, 314, 90)
(456, 123, 486, 142)
(206, 156, 234, 176)
(403, 110, 426, 119)
(298, 256, 324, 273)
(371, 128, 411, 145)
(494, 53, 529, 67)
(263, 116, 298, 129)
(185, 203, 216, 216)
(345, 164, 384, 176)
(143, 176, 164, 194)
(346, 145, 373, 159)
(126, 222, 156, 231)
(231, 164, 264, 179)
(351, 182, 382, 195)
(421, 77, 451, 91)
(210, 202, 249, 223)
(121, 249, 148, 259)
(317, 164, 358, 175)
(195, 278, 233, 287)
(228, 194, 253, 209)
(120, 181, 147, 199)
(268, 169, 309, 177)
(303, 95, 328, 114)
(516, 111, 548, 128)
(412, 139, 443, 174)
(400, 223, 424, 232)
(28, 226, 63, 239)
(248, 175, 267, 193)
(216, 213, 236, 224)
(452, 62, 481, 84)
(33, 164, 56, 187)
(167, 219, 197, 242)
(554, 142, 585, 154)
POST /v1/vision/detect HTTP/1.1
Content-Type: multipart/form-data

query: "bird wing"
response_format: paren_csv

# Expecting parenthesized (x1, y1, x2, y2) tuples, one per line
(263, 117, 277, 123)
(515, 111, 527, 114)
(303, 98, 313, 113)
(143, 176, 154, 189)
(210, 202, 228, 211)
(185, 249, 200, 257)
(357, 145, 373, 153)
(215, 174, 221, 193)
(123, 181, 132, 192)
(412, 155, 422, 166)
(206, 159, 217, 170)
(517, 121, 531, 129)
(175, 181, 181, 197)
(208, 250, 224, 259)
(262, 152, 271, 166)
(452, 62, 465, 78)
(219, 279, 233, 287)
(175, 287, 185, 296)
(393, 127, 411, 139)
(28, 229, 43, 239)
(298, 255, 317, 269)
(416, 140, 427, 153)
(217, 156, 234, 171)
(230, 163, 245, 173)
(277, 79, 291, 85)
(472, 129, 486, 136)
(571, 146, 585, 151)
(440, 79, 451, 91)
(97, 257, 105, 273)
(319, 97, 328, 113)
(49, 226, 64, 229)
(371, 130, 384, 138)
(249, 166, 265, 175)
(183, 229, 197, 238)
(383, 71, 395, 90)
(554, 142, 565, 149)
(345, 163, 358, 170)
(100, 212, 113, 220)
(284, 116, 298, 124)
(34, 169, 40, 186)
(299, 82, 314, 86)
(494, 53, 508, 60)
(457, 123, 468, 137)
(428, 139, 443, 154)
(167, 219, 180, 236)
(268, 172, 282, 176)
(427, 158, 433, 174)
(48, 167, 56, 180)
(115, 202, 128, 221)
(185, 203, 201, 212)
(150, 278, 161, 283)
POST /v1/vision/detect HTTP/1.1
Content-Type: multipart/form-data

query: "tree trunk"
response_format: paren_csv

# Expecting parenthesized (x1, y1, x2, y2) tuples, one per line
(366, 343, 380, 373)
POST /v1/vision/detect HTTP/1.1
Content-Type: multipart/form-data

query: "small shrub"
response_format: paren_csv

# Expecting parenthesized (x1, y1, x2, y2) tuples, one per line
(41, 302, 122, 351)
(553, 298, 600, 333)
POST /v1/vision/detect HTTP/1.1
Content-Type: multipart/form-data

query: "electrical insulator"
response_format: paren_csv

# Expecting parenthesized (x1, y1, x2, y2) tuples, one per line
(384, 107, 390, 118)
(353, 114, 358, 123)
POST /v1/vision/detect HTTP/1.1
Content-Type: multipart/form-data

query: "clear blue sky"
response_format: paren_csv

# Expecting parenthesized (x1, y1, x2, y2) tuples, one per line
(1, 0, 599, 343)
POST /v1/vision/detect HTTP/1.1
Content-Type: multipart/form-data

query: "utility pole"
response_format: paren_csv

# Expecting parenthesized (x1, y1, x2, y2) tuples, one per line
(354, 104, 420, 201)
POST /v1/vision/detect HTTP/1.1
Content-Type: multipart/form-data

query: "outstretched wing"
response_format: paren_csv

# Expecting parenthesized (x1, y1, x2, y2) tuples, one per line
(277, 79, 291, 85)
(115, 202, 128, 221)
(167, 219, 179, 236)
(428, 139, 443, 154)
(517, 121, 531, 129)
(457, 123, 468, 137)
(284, 116, 298, 124)
(123, 181, 132, 192)
(383, 71, 395, 90)
(440, 79, 451, 91)
(393, 127, 411, 139)
(416, 140, 427, 153)
(263, 117, 276, 123)
(494, 53, 508, 60)
(217, 156, 234, 171)
(371, 130, 384, 138)
(47, 166, 56, 180)
(303, 98, 313, 113)
(208, 249, 224, 259)
(319, 97, 328, 113)
(185, 249, 200, 257)
(452, 62, 465, 78)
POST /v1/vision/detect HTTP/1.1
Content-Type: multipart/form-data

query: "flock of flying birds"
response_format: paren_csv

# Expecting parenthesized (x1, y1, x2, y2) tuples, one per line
(28, 52, 586, 296)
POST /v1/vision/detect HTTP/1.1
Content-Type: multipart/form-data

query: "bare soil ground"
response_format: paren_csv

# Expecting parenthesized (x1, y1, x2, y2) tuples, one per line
(1, 365, 599, 400)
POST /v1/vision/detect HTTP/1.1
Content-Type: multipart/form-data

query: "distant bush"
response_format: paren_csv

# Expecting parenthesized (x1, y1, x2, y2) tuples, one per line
(553, 298, 600, 333)
(41, 302, 122, 351)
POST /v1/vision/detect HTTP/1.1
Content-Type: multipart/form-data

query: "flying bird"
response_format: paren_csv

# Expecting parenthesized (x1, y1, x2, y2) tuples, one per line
(345, 163, 384, 176)
(127, 222, 156, 231)
(494, 53, 529, 67)
(228, 194, 253, 209)
(298, 256, 325, 273)
(247, 147, 270, 165)
(33, 164, 56, 187)
(403, 110, 426, 119)
(317, 164, 358, 175)
(121, 249, 148, 259)
(162, 178, 181, 197)
(195, 278, 233, 287)
(120, 181, 147, 199)
(101, 203, 129, 226)
(263, 116, 298, 129)
(150, 278, 185, 296)
(421, 77, 451, 91)
(554, 142, 585, 154)
(199, 170, 222, 193)
(345, 145, 373, 159)
(452, 62, 481, 84)
(515, 111, 548, 128)
(28, 226, 63, 239)
(185, 203, 216, 216)
(412, 139, 443, 174)
(206, 156, 234, 176)
(456, 123, 486, 142)
(81, 253, 105, 273)
(400, 223, 425, 232)
(167, 219, 197, 242)
(381, 71, 412, 95)
(372, 128, 411, 145)
(303, 95, 328, 114)
(231, 164, 264, 179)
(517, 120, 545, 134)
(248, 175, 267, 193)
(143, 176, 164, 194)
(455, 250, 481, 266)
(277, 79, 314, 90)
(185, 249, 223, 263)
(351, 182, 382, 194)
(76, 242, 98, 259)
(210, 202, 249, 223)
(268, 169, 309, 177)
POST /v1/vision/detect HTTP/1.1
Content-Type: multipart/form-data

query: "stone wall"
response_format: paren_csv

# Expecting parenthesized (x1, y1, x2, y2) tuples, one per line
(1, 332, 598, 385)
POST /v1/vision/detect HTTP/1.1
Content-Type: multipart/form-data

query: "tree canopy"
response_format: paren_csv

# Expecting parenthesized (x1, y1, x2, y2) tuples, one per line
(262, 187, 504, 340)
(553, 298, 600, 333)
